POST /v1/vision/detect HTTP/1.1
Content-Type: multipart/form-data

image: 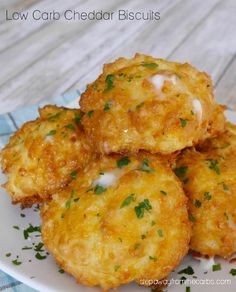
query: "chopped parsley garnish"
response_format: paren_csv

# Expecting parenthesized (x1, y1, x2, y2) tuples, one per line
(223, 182, 229, 191)
(139, 158, 154, 173)
(70, 171, 77, 179)
(189, 214, 196, 223)
(66, 124, 76, 131)
(23, 224, 41, 240)
(48, 112, 61, 121)
(135, 102, 145, 110)
(92, 84, 97, 89)
(151, 220, 156, 226)
(120, 194, 135, 208)
(134, 243, 141, 250)
(230, 268, 236, 276)
(224, 212, 229, 220)
(191, 110, 194, 115)
(160, 190, 167, 196)
(13, 225, 20, 230)
(12, 259, 22, 265)
(178, 266, 194, 275)
(46, 129, 56, 136)
(103, 100, 112, 111)
(212, 263, 221, 271)
(118, 72, 127, 77)
(186, 287, 191, 292)
(180, 118, 187, 128)
(58, 268, 65, 274)
(141, 234, 146, 240)
(34, 242, 44, 252)
(65, 191, 74, 209)
(207, 159, 220, 175)
(6, 253, 11, 257)
(134, 199, 152, 219)
(149, 255, 157, 261)
(87, 110, 94, 117)
(22, 246, 32, 250)
(174, 166, 188, 179)
(142, 63, 158, 69)
(94, 185, 107, 195)
(103, 74, 115, 92)
(35, 252, 47, 260)
(20, 213, 25, 218)
(114, 265, 121, 271)
(74, 197, 80, 202)
(180, 276, 187, 284)
(117, 156, 130, 168)
(204, 191, 212, 200)
(73, 114, 82, 125)
(157, 229, 164, 237)
(194, 199, 202, 208)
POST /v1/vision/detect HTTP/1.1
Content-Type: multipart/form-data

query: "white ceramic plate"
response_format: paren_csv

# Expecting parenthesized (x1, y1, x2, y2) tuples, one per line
(0, 110, 235, 292)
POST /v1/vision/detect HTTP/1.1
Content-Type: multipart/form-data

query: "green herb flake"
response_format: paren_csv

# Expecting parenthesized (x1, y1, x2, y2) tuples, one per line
(66, 124, 76, 131)
(194, 199, 202, 208)
(103, 74, 115, 93)
(207, 159, 221, 175)
(35, 252, 47, 260)
(74, 197, 80, 203)
(22, 246, 32, 250)
(23, 225, 41, 240)
(142, 63, 158, 69)
(20, 213, 25, 218)
(157, 229, 164, 238)
(180, 276, 187, 284)
(180, 118, 187, 128)
(73, 114, 82, 125)
(58, 268, 65, 274)
(70, 171, 77, 179)
(48, 112, 61, 121)
(178, 266, 194, 275)
(212, 263, 221, 272)
(114, 265, 121, 271)
(46, 130, 56, 136)
(174, 166, 188, 179)
(65, 191, 74, 209)
(151, 220, 156, 226)
(134, 243, 141, 250)
(13, 225, 20, 230)
(6, 253, 11, 257)
(149, 255, 157, 261)
(160, 190, 167, 196)
(224, 212, 229, 220)
(34, 242, 44, 252)
(12, 259, 22, 265)
(204, 191, 212, 201)
(191, 110, 194, 115)
(117, 156, 130, 169)
(134, 199, 152, 219)
(87, 110, 94, 117)
(120, 194, 135, 208)
(135, 102, 145, 110)
(186, 287, 191, 292)
(118, 72, 127, 77)
(230, 268, 236, 276)
(92, 84, 97, 89)
(141, 234, 146, 240)
(189, 214, 196, 223)
(94, 185, 107, 195)
(104, 100, 113, 111)
(139, 158, 154, 173)
(223, 183, 230, 191)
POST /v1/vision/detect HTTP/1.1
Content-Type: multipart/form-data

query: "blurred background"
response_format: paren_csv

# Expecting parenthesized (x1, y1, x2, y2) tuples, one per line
(0, 0, 235, 114)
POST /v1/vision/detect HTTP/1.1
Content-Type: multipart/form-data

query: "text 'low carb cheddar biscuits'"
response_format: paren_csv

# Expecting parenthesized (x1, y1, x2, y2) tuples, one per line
(41, 154, 191, 290)
(80, 54, 225, 155)
(175, 123, 236, 257)
(0, 105, 93, 206)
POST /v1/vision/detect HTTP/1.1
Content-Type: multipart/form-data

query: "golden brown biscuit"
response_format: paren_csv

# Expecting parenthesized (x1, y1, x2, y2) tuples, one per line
(41, 153, 191, 290)
(175, 123, 236, 257)
(80, 54, 225, 155)
(0, 105, 93, 206)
